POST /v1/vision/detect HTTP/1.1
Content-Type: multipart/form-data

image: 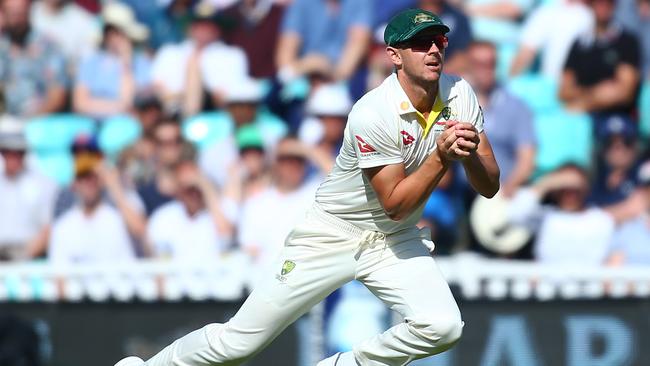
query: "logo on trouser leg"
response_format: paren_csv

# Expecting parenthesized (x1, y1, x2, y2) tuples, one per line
(276, 260, 296, 282)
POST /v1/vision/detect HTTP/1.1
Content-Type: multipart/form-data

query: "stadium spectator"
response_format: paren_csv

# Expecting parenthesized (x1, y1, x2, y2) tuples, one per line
(52, 135, 147, 249)
(48, 153, 138, 264)
(221, 0, 285, 79)
(298, 83, 352, 159)
(72, 2, 152, 119)
(222, 125, 272, 205)
(275, 0, 372, 95)
(237, 136, 331, 281)
(607, 159, 650, 266)
(151, 2, 249, 115)
(510, 0, 594, 80)
(30, 0, 101, 67)
(464, 41, 536, 197)
(508, 164, 644, 265)
(120, 95, 165, 184)
(462, 0, 534, 45)
(198, 77, 287, 187)
(0, 0, 67, 117)
(616, 0, 650, 78)
(0, 115, 56, 261)
(136, 117, 184, 215)
(591, 115, 641, 206)
(147, 148, 235, 262)
(119, 0, 182, 49)
(559, 0, 642, 116)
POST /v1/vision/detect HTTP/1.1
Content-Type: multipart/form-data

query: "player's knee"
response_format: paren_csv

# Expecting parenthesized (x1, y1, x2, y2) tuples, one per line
(408, 314, 464, 350)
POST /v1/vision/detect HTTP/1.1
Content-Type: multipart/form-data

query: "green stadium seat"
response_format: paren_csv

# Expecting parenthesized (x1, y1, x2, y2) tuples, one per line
(640, 81, 649, 140)
(533, 109, 593, 177)
(507, 74, 562, 114)
(31, 152, 75, 185)
(183, 110, 288, 149)
(98, 115, 142, 159)
(25, 114, 96, 153)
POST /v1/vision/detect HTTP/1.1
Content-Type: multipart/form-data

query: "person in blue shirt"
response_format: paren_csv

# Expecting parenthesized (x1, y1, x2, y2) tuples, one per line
(275, 0, 373, 98)
(73, 2, 152, 120)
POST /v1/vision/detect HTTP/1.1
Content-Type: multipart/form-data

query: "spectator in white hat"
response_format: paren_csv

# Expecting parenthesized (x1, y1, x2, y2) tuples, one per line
(197, 77, 287, 187)
(299, 84, 352, 158)
(0, 115, 57, 261)
(73, 1, 152, 119)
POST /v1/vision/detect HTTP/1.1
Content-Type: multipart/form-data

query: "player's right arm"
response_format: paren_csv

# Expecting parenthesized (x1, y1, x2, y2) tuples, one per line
(361, 124, 465, 221)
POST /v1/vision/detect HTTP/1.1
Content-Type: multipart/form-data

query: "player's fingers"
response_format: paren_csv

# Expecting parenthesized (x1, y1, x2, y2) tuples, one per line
(454, 129, 478, 139)
(444, 120, 459, 129)
(456, 139, 477, 151)
(453, 147, 470, 157)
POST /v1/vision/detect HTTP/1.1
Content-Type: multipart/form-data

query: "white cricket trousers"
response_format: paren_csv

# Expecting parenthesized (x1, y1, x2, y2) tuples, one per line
(144, 205, 463, 366)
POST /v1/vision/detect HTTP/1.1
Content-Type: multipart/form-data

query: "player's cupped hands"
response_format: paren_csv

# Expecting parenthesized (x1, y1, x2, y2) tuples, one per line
(436, 121, 479, 161)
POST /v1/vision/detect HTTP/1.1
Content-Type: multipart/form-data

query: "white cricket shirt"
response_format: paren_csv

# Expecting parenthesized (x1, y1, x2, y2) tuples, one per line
(316, 73, 484, 234)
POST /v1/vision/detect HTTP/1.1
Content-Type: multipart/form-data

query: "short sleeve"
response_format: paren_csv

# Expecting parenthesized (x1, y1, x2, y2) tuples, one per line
(512, 97, 536, 148)
(564, 40, 580, 72)
(150, 45, 174, 84)
(460, 79, 484, 133)
(45, 44, 68, 87)
(519, 7, 547, 49)
(75, 54, 94, 87)
(281, 0, 303, 35)
(618, 32, 641, 68)
(349, 0, 373, 29)
(347, 106, 403, 169)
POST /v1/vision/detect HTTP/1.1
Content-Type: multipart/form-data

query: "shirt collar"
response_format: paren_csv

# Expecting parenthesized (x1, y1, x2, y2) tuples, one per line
(389, 73, 453, 116)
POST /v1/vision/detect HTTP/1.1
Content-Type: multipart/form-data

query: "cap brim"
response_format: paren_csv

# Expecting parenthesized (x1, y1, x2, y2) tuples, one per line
(393, 22, 450, 45)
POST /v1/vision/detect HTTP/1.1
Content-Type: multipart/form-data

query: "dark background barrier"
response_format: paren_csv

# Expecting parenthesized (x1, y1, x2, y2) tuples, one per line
(2, 298, 648, 366)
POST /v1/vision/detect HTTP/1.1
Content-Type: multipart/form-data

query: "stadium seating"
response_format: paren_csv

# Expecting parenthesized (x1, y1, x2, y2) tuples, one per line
(507, 74, 562, 114)
(183, 110, 288, 149)
(640, 80, 650, 141)
(98, 115, 142, 160)
(532, 109, 593, 177)
(25, 114, 96, 184)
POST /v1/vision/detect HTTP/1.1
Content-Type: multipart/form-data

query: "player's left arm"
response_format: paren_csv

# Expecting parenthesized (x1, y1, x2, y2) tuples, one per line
(457, 127, 500, 198)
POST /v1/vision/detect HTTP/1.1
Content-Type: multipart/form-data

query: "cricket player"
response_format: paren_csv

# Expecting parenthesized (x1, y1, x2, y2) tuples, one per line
(116, 8, 499, 366)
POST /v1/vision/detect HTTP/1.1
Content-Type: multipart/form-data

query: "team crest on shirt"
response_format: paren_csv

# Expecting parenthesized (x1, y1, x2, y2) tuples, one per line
(276, 260, 296, 283)
(441, 107, 452, 120)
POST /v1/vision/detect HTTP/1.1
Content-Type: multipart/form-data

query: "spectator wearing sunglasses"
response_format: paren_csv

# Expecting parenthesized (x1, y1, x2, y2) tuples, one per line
(590, 115, 641, 206)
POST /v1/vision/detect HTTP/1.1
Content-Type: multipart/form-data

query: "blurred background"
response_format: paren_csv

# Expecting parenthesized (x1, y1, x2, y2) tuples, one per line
(0, 0, 649, 365)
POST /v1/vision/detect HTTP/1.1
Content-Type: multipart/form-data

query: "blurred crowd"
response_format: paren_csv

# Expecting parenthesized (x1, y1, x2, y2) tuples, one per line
(0, 0, 649, 271)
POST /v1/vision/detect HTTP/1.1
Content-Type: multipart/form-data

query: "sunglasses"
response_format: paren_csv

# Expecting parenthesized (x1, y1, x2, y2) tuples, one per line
(276, 154, 306, 164)
(398, 34, 448, 51)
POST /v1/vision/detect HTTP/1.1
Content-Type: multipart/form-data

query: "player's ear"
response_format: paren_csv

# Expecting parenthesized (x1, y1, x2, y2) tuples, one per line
(386, 47, 402, 68)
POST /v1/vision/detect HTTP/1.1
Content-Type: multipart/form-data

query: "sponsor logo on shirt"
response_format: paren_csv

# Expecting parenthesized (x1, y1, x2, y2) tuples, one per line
(400, 130, 415, 145)
(355, 135, 376, 153)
